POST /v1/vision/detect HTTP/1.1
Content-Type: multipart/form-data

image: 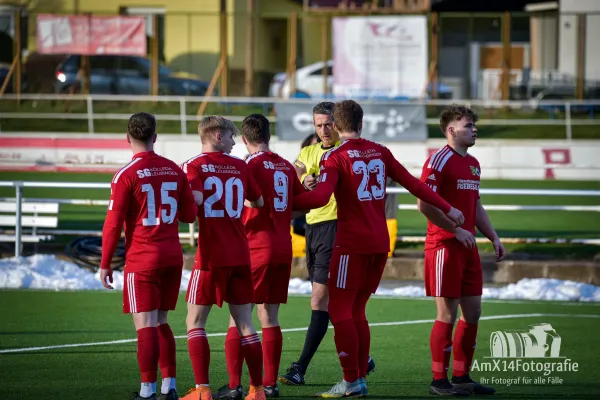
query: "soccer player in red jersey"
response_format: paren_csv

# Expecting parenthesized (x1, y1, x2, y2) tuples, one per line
(291, 100, 465, 397)
(180, 116, 266, 400)
(100, 112, 198, 400)
(214, 114, 306, 400)
(417, 105, 505, 396)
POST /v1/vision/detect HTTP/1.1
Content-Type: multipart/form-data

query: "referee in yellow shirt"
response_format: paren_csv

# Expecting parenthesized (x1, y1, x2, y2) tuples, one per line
(279, 102, 375, 386)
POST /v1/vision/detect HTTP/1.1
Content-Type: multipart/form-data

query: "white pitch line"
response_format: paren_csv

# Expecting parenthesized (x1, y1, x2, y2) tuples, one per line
(1, 313, 599, 355)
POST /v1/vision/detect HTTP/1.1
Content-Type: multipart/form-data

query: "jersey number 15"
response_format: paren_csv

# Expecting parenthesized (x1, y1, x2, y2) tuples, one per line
(142, 182, 178, 226)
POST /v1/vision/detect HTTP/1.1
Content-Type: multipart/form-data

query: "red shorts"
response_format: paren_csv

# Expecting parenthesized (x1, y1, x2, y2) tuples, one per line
(186, 266, 254, 307)
(123, 267, 182, 314)
(328, 248, 388, 293)
(424, 239, 483, 298)
(252, 263, 291, 304)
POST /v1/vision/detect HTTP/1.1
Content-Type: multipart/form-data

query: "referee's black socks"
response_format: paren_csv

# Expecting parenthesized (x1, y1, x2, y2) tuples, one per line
(296, 310, 330, 373)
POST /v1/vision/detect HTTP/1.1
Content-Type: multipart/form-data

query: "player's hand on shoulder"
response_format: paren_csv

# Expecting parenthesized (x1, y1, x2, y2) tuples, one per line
(454, 227, 476, 249)
(303, 174, 318, 191)
(192, 190, 203, 206)
(100, 268, 114, 290)
(446, 206, 465, 227)
(493, 237, 506, 262)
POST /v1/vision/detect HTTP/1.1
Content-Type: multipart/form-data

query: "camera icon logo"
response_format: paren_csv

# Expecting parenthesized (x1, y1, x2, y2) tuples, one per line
(490, 323, 562, 358)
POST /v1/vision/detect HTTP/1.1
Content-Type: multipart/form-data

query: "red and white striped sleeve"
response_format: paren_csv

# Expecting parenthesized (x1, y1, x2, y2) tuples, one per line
(420, 147, 452, 193)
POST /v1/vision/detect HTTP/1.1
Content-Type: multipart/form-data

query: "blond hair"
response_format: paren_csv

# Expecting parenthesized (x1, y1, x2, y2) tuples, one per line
(198, 116, 238, 143)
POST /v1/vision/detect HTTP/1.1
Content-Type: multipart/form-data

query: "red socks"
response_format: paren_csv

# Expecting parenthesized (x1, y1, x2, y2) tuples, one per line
(225, 327, 243, 388)
(225, 326, 282, 388)
(137, 327, 159, 383)
(332, 319, 359, 383)
(262, 326, 283, 387)
(430, 321, 454, 380)
(241, 333, 263, 387)
(453, 319, 478, 377)
(355, 320, 370, 378)
(188, 328, 210, 385)
(157, 324, 176, 378)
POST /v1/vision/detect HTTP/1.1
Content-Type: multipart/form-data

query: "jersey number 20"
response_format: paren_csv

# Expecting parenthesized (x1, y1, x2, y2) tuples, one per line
(352, 159, 385, 201)
(204, 176, 244, 218)
(142, 182, 178, 226)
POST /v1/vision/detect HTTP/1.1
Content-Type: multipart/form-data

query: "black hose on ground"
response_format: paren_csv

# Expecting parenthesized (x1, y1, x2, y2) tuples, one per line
(65, 236, 125, 272)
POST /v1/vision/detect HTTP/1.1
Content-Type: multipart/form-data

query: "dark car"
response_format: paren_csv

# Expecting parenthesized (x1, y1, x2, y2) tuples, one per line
(533, 87, 600, 116)
(0, 62, 27, 93)
(54, 55, 210, 96)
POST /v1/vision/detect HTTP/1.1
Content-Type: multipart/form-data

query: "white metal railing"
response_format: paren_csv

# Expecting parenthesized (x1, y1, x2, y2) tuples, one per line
(0, 94, 599, 140)
(1, 180, 599, 257)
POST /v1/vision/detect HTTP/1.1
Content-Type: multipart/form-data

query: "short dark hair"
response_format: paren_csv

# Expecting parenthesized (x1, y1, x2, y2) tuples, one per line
(333, 100, 363, 133)
(242, 114, 271, 145)
(439, 104, 479, 135)
(128, 112, 156, 142)
(313, 101, 334, 116)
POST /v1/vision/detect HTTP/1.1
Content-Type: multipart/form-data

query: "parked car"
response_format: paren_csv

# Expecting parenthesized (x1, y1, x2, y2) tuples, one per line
(0, 62, 27, 93)
(54, 55, 210, 96)
(531, 87, 600, 116)
(269, 60, 333, 98)
(269, 60, 453, 99)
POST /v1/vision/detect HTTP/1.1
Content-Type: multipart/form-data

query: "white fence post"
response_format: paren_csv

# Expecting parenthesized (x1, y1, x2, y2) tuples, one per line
(565, 102, 572, 141)
(86, 96, 95, 135)
(180, 98, 187, 135)
(15, 182, 23, 257)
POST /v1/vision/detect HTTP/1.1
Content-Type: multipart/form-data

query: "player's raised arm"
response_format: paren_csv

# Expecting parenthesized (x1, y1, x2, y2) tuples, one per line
(177, 172, 199, 223)
(292, 164, 338, 211)
(384, 148, 464, 226)
(290, 167, 309, 217)
(100, 178, 131, 288)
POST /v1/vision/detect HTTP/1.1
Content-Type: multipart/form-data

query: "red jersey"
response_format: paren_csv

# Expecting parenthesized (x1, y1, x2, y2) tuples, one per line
(182, 152, 261, 270)
(421, 145, 481, 249)
(242, 151, 305, 265)
(293, 138, 452, 254)
(101, 151, 198, 271)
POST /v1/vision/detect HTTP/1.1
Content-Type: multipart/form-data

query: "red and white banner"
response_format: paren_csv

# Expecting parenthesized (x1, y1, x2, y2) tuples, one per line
(36, 14, 147, 56)
(1, 136, 599, 180)
(332, 16, 428, 99)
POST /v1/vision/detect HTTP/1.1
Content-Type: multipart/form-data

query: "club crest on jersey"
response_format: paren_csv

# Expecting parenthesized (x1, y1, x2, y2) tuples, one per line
(470, 166, 480, 176)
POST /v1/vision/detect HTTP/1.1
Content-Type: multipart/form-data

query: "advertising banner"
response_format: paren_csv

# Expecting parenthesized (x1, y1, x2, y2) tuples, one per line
(36, 15, 147, 56)
(275, 102, 428, 142)
(332, 16, 428, 99)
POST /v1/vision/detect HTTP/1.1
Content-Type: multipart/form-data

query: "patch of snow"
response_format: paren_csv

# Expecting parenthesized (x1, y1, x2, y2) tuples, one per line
(1, 255, 599, 302)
